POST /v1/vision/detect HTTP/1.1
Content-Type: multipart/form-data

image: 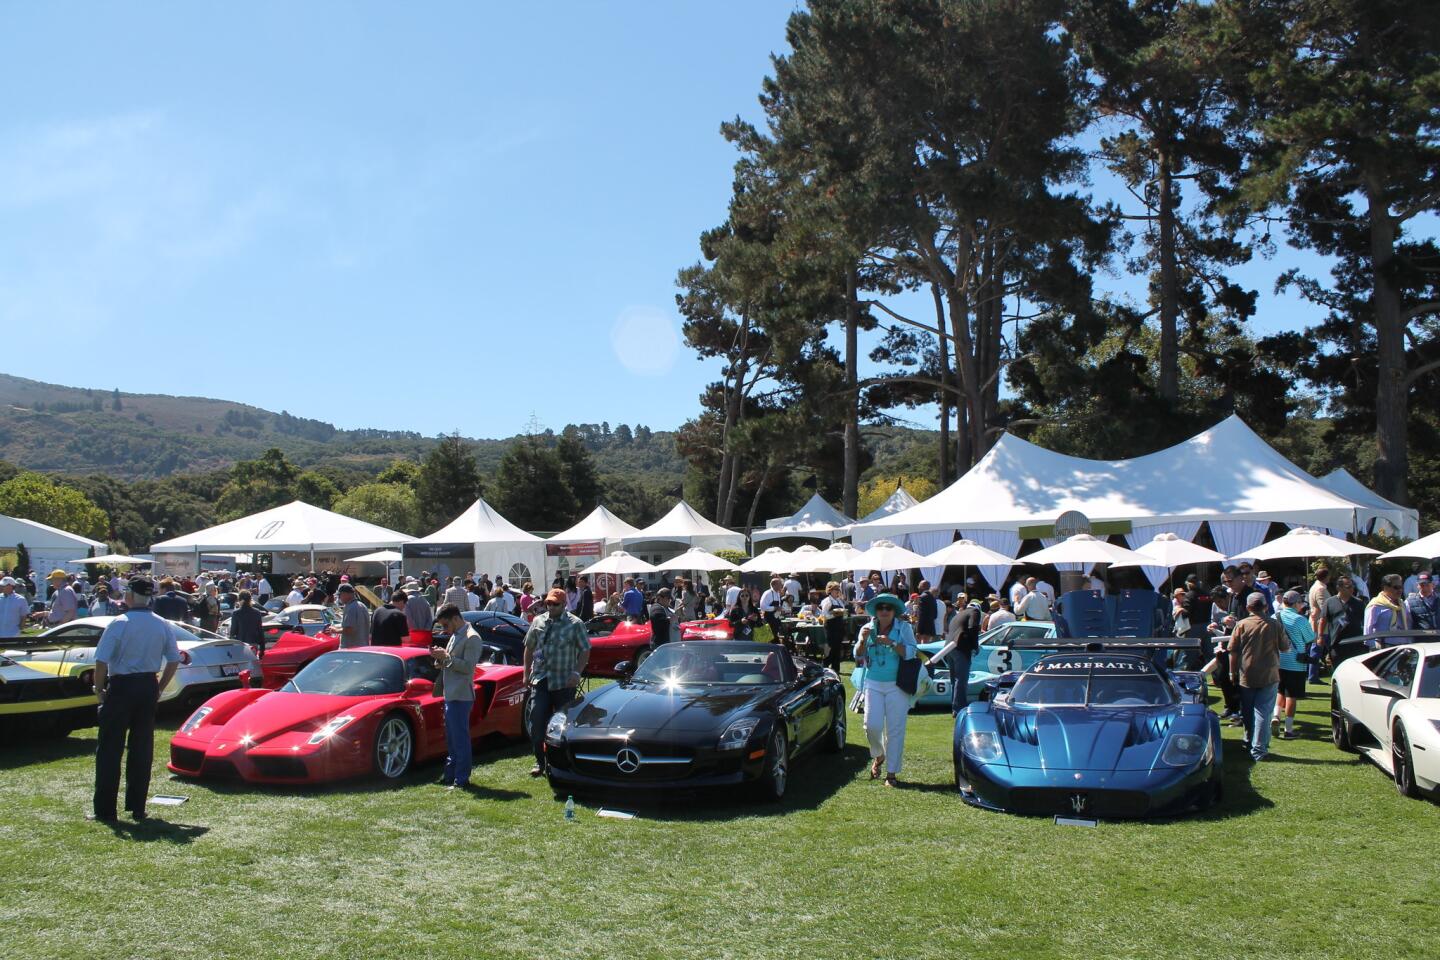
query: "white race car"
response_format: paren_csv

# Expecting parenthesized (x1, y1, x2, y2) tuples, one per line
(4, 616, 263, 715)
(1331, 640, 1440, 799)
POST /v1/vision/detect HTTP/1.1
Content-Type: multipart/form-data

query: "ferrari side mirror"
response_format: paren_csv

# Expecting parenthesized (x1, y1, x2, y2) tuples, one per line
(404, 678, 434, 698)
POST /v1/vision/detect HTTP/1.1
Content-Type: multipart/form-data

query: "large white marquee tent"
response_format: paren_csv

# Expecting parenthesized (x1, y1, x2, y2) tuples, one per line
(151, 500, 413, 577)
(407, 497, 545, 587)
(0, 514, 107, 593)
(1315, 468, 1419, 540)
(623, 500, 746, 561)
(752, 492, 854, 545)
(545, 506, 642, 585)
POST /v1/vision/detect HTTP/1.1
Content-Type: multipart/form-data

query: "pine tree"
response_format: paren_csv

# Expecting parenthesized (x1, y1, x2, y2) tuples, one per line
(415, 435, 484, 531)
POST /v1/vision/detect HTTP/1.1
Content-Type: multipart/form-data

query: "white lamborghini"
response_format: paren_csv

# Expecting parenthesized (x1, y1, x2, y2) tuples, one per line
(1331, 641, 1440, 799)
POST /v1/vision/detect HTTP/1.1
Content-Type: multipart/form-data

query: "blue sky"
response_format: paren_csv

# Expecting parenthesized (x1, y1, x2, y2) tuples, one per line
(0, 2, 1341, 439)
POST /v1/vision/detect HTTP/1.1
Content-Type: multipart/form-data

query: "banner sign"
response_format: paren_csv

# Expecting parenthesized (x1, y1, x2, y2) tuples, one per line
(1017, 519, 1133, 540)
(403, 543, 472, 559)
(546, 541, 602, 558)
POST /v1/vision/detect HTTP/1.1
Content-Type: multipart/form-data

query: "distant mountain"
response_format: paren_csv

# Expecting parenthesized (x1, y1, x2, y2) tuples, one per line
(0, 372, 943, 488)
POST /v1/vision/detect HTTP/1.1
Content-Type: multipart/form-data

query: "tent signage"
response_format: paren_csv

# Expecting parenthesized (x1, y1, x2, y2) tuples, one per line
(1017, 519, 1133, 540)
(547, 541, 602, 558)
(403, 542, 472, 559)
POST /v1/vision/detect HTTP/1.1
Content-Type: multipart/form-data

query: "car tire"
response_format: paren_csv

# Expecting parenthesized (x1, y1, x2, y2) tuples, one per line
(373, 714, 414, 780)
(521, 687, 534, 741)
(1393, 724, 1420, 799)
(757, 727, 789, 801)
(1331, 689, 1354, 752)
(822, 701, 846, 754)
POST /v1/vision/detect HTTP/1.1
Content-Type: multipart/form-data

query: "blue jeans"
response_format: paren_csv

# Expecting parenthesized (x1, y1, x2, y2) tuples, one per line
(529, 684, 576, 765)
(948, 649, 973, 715)
(1239, 683, 1278, 759)
(443, 699, 473, 785)
(1307, 643, 1324, 683)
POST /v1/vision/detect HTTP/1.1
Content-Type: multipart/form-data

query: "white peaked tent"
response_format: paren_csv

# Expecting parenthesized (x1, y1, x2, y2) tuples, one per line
(623, 501, 746, 555)
(752, 493, 855, 545)
(852, 416, 1375, 542)
(409, 498, 544, 586)
(1, 514, 107, 589)
(1316, 468, 1420, 539)
(545, 505, 643, 585)
(151, 500, 413, 575)
(857, 486, 921, 525)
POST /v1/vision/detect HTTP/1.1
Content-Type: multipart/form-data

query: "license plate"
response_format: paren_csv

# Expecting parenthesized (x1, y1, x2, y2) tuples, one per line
(1055, 816, 1098, 828)
(220, 664, 241, 676)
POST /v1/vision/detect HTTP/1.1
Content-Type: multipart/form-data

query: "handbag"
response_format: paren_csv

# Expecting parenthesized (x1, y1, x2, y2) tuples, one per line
(753, 622, 775, 644)
(896, 655, 922, 696)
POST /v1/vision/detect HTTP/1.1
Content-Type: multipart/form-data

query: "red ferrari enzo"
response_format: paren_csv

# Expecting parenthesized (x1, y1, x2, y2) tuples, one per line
(583, 615, 737, 678)
(168, 646, 525, 784)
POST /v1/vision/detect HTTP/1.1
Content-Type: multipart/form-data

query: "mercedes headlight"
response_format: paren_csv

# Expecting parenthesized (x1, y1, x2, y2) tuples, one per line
(545, 712, 568, 741)
(179, 706, 212, 735)
(718, 717, 760, 751)
(962, 730, 1004, 763)
(307, 715, 356, 745)
(1161, 732, 1209, 767)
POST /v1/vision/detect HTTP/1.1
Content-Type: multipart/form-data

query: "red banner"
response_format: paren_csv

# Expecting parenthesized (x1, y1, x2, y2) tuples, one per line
(546, 541, 602, 558)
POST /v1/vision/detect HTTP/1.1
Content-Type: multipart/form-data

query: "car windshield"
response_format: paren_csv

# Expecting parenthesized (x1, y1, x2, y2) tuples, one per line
(1011, 669, 1174, 707)
(282, 652, 405, 696)
(1420, 655, 1440, 699)
(632, 643, 786, 686)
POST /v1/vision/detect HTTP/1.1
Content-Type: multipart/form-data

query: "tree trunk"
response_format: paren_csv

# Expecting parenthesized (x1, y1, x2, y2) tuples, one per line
(933, 283, 950, 485)
(715, 367, 743, 523)
(1367, 183, 1408, 504)
(1157, 151, 1180, 402)
(945, 283, 984, 471)
(744, 460, 774, 536)
(843, 265, 861, 517)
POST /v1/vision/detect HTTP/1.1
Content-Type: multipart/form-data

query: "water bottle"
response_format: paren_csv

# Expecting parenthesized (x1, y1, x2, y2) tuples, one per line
(564, 795, 575, 822)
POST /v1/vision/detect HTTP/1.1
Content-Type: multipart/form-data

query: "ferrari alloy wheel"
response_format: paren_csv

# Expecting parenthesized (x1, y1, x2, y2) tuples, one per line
(760, 728, 788, 800)
(1393, 725, 1420, 799)
(1331, 690, 1354, 752)
(823, 702, 846, 754)
(374, 715, 414, 780)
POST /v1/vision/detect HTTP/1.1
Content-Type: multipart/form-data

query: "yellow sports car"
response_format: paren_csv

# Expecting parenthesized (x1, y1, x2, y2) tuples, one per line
(0, 653, 96, 739)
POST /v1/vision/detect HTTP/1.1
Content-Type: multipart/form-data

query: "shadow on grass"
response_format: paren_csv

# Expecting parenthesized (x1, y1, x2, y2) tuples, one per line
(0, 733, 98, 769)
(97, 818, 210, 844)
(559, 743, 872, 822)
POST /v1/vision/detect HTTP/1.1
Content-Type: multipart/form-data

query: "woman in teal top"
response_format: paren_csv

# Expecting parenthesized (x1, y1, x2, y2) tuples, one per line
(854, 593, 918, 786)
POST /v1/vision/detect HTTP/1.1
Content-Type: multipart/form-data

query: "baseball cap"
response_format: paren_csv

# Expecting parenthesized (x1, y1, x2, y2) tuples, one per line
(1256, 570, 1273, 582)
(127, 576, 156, 596)
(545, 587, 567, 605)
(337, 583, 355, 595)
(1282, 589, 1303, 605)
(1419, 572, 1432, 583)
(47, 568, 68, 580)
(0, 576, 14, 586)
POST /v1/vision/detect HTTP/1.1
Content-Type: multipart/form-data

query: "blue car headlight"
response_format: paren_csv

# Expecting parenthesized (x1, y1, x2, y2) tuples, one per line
(718, 717, 760, 751)
(962, 730, 1004, 763)
(1161, 732, 1209, 767)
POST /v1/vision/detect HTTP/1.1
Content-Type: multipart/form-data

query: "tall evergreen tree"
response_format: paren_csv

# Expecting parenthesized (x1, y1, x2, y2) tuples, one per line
(415, 435, 484, 531)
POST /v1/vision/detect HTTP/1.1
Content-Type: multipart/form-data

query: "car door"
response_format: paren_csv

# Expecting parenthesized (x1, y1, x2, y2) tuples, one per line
(780, 656, 828, 748)
(1359, 649, 1417, 747)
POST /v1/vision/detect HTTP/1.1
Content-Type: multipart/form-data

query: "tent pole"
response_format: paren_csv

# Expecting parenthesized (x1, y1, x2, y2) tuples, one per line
(310, 546, 316, 573)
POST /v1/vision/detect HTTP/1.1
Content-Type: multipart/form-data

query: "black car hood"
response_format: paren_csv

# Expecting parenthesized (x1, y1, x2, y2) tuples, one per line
(569, 682, 777, 735)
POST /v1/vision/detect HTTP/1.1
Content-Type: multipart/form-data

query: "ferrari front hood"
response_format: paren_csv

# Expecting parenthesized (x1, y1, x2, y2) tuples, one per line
(211, 692, 375, 744)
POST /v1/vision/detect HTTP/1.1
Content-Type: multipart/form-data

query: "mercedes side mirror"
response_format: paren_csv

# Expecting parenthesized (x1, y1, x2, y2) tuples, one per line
(614, 660, 634, 677)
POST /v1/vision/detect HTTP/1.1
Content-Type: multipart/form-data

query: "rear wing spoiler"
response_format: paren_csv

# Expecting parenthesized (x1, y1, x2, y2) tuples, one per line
(998, 637, 1201, 653)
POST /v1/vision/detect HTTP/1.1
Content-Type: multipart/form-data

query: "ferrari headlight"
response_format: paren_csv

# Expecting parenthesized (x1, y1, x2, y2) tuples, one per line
(718, 717, 760, 751)
(545, 712, 568, 741)
(179, 706, 212, 735)
(1162, 733, 1208, 767)
(307, 714, 356, 745)
(962, 730, 1004, 763)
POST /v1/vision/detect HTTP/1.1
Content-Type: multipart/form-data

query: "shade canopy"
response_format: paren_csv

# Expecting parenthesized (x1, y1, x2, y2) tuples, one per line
(782, 544, 834, 574)
(813, 541, 862, 572)
(658, 547, 742, 572)
(409, 497, 544, 585)
(547, 505, 641, 544)
(852, 416, 1374, 540)
(852, 539, 930, 572)
(752, 493, 854, 545)
(70, 554, 152, 566)
(1020, 534, 1150, 568)
(344, 550, 404, 564)
(153, 501, 413, 553)
(1316, 468, 1420, 539)
(922, 539, 1016, 569)
(1108, 533, 1228, 570)
(1235, 527, 1382, 562)
(623, 501, 746, 554)
(1378, 530, 1440, 562)
(580, 550, 659, 575)
(739, 546, 795, 574)
(0, 514, 107, 552)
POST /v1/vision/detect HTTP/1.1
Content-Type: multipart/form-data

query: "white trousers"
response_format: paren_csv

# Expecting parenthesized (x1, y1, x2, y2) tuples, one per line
(863, 680, 910, 775)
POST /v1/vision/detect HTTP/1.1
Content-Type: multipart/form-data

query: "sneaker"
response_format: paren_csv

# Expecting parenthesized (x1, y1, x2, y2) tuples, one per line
(528, 764, 544, 778)
(1278, 731, 1298, 740)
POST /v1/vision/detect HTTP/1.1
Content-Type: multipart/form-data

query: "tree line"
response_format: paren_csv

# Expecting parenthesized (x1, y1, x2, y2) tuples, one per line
(675, 0, 1440, 527)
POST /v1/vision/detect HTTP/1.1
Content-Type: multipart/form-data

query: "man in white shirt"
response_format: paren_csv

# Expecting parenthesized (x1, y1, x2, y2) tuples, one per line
(1017, 580, 1052, 621)
(988, 598, 1017, 629)
(782, 574, 802, 607)
(759, 577, 786, 618)
(255, 575, 273, 601)
(722, 576, 741, 615)
(285, 580, 305, 606)
(1035, 579, 1056, 606)
(0, 577, 29, 638)
(1008, 578, 1029, 610)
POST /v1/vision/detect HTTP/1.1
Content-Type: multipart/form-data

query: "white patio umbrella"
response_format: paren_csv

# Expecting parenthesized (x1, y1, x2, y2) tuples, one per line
(344, 550, 405, 564)
(659, 547, 741, 572)
(1021, 533, 1151, 568)
(1233, 527, 1381, 563)
(739, 546, 795, 574)
(1377, 529, 1440, 562)
(813, 540, 862, 573)
(70, 554, 152, 566)
(1108, 533, 1227, 570)
(580, 550, 660, 576)
(852, 539, 930, 572)
(922, 539, 1015, 568)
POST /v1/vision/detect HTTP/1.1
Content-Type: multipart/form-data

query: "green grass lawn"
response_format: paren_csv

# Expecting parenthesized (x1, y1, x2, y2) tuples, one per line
(1, 673, 1436, 960)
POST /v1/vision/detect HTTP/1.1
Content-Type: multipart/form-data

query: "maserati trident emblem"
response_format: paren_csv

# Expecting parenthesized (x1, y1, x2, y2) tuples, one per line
(1069, 793, 1088, 814)
(615, 748, 642, 774)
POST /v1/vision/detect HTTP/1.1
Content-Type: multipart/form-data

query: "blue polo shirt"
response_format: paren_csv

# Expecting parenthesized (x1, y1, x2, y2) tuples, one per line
(621, 587, 645, 616)
(94, 607, 182, 676)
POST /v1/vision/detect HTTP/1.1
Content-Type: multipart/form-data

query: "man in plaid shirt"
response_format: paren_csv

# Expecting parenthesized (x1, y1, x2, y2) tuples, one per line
(524, 587, 591, 776)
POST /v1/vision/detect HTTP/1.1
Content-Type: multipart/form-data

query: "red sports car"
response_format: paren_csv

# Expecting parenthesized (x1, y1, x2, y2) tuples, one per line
(168, 646, 525, 784)
(582, 616, 736, 678)
(257, 629, 339, 690)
